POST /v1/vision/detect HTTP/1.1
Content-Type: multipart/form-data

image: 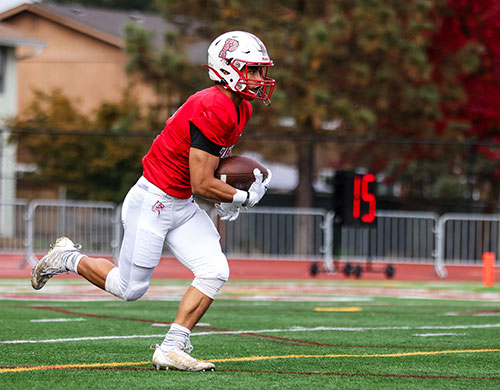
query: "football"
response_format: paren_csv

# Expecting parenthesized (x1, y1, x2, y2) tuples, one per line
(215, 156, 269, 191)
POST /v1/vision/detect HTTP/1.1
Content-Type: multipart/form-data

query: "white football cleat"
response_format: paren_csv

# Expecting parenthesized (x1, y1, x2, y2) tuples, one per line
(151, 344, 215, 372)
(31, 237, 82, 290)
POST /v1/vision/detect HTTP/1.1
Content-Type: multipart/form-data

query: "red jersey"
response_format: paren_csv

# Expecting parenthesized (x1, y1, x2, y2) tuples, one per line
(142, 86, 252, 198)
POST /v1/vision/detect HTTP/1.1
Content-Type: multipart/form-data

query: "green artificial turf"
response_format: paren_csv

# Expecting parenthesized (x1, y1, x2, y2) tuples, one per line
(1, 279, 499, 389)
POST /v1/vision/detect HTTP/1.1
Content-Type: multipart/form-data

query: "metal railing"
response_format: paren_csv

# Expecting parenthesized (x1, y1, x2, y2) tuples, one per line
(0, 199, 498, 278)
(335, 210, 439, 264)
(0, 199, 28, 253)
(219, 207, 328, 260)
(23, 200, 120, 265)
(435, 213, 500, 277)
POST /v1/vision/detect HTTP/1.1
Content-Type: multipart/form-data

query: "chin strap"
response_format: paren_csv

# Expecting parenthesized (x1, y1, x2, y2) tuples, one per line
(256, 87, 271, 107)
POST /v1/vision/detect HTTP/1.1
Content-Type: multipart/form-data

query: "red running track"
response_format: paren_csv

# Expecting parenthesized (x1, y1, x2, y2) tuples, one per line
(0, 254, 497, 282)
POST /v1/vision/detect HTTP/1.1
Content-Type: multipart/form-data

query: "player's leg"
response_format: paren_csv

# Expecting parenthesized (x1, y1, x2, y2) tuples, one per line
(102, 179, 170, 301)
(75, 256, 115, 290)
(171, 285, 214, 330)
(166, 200, 229, 329)
(32, 177, 167, 300)
(31, 238, 124, 292)
(152, 200, 226, 371)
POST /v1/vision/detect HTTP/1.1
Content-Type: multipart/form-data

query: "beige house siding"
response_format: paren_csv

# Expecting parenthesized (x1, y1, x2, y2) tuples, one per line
(0, 22, 46, 221)
(2, 9, 155, 115)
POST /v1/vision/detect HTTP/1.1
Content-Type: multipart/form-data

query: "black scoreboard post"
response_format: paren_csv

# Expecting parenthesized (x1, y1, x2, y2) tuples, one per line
(332, 170, 378, 258)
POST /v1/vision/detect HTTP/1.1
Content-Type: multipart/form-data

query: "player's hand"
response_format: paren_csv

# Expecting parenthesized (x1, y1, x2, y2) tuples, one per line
(244, 168, 272, 208)
(215, 202, 240, 221)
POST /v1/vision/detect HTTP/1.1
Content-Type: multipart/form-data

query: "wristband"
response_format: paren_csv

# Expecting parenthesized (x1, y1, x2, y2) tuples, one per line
(243, 191, 251, 207)
(232, 189, 248, 205)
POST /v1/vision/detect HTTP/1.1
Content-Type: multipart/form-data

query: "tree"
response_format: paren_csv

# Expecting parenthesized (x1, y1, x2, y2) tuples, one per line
(430, 0, 500, 208)
(123, 0, 499, 209)
(124, 23, 207, 128)
(9, 89, 152, 203)
(146, 0, 448, 206)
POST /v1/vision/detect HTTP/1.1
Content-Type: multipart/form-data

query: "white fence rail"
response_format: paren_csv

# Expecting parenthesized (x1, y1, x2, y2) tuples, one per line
(0, 200, 28, 253)
(23, 200, 121, 265)
(220, 207, 328, 260)
(336, 211, 439, 263)
(435, 213, 500, 277)
(0, 199, 498, 278)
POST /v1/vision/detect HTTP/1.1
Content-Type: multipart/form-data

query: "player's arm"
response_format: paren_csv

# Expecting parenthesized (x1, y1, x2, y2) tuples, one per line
(189, 147, 237, 202)
(189, 123, 246, 203)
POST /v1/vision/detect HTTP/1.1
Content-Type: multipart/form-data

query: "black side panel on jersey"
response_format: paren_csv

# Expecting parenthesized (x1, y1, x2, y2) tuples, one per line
(189, 122, 224, 157)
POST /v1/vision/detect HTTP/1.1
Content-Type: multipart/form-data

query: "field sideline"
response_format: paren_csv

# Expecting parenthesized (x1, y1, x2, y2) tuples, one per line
(1, 278, 500, 389)
(1, 253, 498, 281)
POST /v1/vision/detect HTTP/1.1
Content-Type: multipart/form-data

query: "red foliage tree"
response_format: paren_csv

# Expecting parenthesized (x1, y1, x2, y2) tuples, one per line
(431, 0, 500, 178)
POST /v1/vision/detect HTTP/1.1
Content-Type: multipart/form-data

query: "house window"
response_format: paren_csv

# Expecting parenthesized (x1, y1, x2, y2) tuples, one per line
(0, 47, 7, 94)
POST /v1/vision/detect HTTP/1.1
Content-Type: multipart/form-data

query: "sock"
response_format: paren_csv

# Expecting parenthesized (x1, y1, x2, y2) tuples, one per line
(161, 323, 191, 351)
(62, 251, 85, 274)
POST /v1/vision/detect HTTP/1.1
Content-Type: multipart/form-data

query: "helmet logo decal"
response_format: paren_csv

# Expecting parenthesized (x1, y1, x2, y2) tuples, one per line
(219, 38, 239, 59)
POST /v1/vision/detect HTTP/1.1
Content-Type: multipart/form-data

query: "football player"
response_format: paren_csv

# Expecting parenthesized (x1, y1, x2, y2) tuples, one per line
(30, 31, 274, 372)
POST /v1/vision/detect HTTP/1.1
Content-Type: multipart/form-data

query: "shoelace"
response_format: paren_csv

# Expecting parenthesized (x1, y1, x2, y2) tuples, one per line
(49, 242, 82, 250)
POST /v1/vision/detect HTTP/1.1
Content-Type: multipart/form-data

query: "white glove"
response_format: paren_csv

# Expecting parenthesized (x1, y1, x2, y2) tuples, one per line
(244, 168, 272, 208)
(215, 202, 240, 221)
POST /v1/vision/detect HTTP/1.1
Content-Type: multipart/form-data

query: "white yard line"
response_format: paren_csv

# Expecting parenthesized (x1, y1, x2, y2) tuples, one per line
(473, 313, 500, 316)
(2, 323, 500, 344)
(0, 334, 165, 344)
(413, 333, 467, 337)
(30, 318, 86, 323)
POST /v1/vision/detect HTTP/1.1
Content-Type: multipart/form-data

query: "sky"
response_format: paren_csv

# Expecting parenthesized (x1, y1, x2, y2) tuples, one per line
(0, 0, 33, 13)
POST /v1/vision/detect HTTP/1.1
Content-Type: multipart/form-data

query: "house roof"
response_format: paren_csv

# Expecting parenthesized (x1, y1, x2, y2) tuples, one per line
(0, 21, 45, 48)
(0, 2, 173, 48)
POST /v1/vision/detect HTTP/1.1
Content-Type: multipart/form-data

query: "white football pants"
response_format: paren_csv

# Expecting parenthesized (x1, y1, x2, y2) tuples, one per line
(105, 176, 229, 301)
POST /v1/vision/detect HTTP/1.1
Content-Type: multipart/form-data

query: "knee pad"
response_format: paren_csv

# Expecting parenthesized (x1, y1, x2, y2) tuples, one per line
(191, 277, 226, 299)
(192, 253, 230, 282)
(122, 281, 149, 301)
(105, 267, 150, 301)
(105, 267, 125, 300)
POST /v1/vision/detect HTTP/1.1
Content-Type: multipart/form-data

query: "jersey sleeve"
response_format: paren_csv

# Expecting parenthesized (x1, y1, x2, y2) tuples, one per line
(190, 103, 235, 146)
(189, 122, 224, 156)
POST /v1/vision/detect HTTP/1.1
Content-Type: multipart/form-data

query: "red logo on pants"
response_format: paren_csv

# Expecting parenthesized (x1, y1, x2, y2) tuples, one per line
(152, 200, 165, 216)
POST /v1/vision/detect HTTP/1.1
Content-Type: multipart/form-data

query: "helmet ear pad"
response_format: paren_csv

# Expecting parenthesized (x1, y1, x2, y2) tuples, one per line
(221, 60, 243, 90)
